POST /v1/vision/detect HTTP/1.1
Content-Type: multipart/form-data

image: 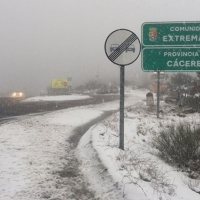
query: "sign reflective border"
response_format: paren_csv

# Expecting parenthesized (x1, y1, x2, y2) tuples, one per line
(142, 47, 200, 71)
(105, 29, 141, 66)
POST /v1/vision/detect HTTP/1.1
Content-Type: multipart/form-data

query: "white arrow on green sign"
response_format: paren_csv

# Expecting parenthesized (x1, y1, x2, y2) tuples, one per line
(142, 47, 200, 71)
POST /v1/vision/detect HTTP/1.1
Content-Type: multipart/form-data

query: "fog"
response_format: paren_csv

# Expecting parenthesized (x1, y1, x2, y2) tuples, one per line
(0, 0, 199, 96)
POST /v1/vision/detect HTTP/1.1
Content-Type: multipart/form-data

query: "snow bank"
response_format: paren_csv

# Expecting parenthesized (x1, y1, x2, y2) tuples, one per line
(22, 95, 91, 102)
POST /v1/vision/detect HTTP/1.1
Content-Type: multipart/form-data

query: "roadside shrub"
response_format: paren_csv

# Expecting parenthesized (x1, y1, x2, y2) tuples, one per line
(183, 178, 200, 194)
(183, 96, 200, 111)
(152, 122, 200, 170)
(118, 151, 176, 197)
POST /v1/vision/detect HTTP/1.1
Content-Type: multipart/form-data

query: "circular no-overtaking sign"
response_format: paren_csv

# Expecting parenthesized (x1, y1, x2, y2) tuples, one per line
(105, 29, 141, 66)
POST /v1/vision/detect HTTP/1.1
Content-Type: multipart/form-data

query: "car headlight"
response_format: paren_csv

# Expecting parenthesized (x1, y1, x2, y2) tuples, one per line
(12, 93, 16, 97)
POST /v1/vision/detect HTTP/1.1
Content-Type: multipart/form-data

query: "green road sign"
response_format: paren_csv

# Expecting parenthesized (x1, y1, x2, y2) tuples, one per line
(142, 22, 200, 46)
(142, 47, 200, 71)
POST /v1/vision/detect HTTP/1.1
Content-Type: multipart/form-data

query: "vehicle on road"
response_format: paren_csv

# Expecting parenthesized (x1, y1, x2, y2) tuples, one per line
(10, 91, 25, 99)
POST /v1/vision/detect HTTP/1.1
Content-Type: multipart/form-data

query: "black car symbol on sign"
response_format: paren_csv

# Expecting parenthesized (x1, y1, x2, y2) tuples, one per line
(125, 43, 135, 53)
(110, 44, 120, 52)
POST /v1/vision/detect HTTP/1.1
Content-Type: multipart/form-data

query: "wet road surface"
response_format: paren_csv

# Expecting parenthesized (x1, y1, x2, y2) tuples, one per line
(0, 94, 119, 118)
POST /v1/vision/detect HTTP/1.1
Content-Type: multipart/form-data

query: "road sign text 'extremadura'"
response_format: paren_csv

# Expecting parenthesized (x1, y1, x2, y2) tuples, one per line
(142, 22, 200, 46)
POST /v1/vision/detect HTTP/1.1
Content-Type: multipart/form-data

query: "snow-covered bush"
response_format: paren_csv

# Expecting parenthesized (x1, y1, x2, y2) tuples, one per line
(182, 96, 200, 111)
(152, 122, 200, 175)
(183, 178, 200, 194)
(116, 150, 176, 197)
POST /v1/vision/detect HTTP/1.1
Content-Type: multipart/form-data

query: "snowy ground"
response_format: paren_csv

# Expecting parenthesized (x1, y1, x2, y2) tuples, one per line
(22, 94, 91, 102)
(0, 89, 200, 200)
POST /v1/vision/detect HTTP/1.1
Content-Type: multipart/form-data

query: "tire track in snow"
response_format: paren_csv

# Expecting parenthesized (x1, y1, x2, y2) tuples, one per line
(51, 110, 118, 200)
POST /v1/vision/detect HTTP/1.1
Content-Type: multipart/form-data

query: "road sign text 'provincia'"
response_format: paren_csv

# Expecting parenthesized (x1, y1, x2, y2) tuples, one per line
(142, 47, 200, 71)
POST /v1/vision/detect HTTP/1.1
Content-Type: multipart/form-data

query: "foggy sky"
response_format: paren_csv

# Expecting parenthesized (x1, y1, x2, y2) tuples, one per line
(0, 0, 199, 95)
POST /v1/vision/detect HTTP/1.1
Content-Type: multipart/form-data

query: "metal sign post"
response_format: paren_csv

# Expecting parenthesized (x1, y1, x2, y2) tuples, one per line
(141, 21, 200, 118)
(105, 29, 141, 150)
(157, 71, 160, 118)
(120, 65, 125, 150)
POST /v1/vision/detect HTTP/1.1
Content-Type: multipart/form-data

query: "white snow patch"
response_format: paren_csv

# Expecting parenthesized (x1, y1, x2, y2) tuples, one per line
(22, 94, 91, 102)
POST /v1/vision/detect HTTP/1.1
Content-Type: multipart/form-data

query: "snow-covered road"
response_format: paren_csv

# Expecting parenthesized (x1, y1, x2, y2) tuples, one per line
(0, 90, 145, 200)
(1, 89, 199, 200)
(0, 108, 104, 200)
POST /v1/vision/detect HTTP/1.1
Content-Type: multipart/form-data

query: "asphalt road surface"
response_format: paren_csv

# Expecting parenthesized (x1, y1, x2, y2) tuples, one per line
(0, 95, 120, 119)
